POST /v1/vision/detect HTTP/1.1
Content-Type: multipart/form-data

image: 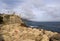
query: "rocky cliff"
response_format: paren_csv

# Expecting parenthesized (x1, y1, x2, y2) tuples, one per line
(0, 14, 60, 41)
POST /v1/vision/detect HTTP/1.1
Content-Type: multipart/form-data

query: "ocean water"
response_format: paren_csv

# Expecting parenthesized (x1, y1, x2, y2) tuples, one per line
(22, 19, 60, 33)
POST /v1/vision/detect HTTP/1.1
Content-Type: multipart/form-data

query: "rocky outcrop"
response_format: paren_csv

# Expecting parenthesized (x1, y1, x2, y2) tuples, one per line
(0, 14, 60, 41)
(0, 14, 23, 24)
(50, 34, 60, 41)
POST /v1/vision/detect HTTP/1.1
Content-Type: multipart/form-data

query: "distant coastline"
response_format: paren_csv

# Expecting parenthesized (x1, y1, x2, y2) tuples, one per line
(22, 18, 60, 33)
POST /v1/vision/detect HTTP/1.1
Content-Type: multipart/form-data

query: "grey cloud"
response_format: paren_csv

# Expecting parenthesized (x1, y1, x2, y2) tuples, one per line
(0, 0, 60, 21)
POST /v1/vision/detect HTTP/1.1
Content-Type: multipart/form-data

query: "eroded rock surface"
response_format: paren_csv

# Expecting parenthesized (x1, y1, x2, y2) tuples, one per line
(0, 14, 60, 41)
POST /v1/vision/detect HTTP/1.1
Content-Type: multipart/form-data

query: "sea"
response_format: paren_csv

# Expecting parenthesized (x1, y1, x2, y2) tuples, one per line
(22, 19, 60, 33)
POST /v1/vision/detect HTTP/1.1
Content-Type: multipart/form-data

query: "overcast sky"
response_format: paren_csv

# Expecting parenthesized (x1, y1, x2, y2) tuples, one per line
(0, 0, 60, 22)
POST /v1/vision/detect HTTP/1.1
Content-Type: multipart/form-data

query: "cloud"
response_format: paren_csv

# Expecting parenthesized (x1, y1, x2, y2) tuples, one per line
(0, 0, 60, 21)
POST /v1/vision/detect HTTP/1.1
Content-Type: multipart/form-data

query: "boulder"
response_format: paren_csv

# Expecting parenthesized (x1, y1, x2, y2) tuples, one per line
(50, 34, 60, 41)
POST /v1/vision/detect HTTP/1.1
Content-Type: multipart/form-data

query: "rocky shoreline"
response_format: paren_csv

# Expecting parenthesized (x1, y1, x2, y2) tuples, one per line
(0, 14, 60, 41)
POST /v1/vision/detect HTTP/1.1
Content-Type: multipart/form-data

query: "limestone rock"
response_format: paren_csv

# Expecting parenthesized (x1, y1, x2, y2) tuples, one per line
(0, 14, 60, 41)
(50, 34, 60, 41)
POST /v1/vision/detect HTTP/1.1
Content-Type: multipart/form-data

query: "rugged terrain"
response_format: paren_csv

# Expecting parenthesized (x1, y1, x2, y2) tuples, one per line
(0, 14, 60, 41)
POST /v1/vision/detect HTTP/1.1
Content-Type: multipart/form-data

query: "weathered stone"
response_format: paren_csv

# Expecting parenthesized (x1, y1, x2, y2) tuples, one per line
(50, 34, 60, 41)
(0, 14, 59, 41)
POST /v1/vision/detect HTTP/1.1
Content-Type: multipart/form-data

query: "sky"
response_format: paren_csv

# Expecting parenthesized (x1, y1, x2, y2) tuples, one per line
(0, 0, 60, 22)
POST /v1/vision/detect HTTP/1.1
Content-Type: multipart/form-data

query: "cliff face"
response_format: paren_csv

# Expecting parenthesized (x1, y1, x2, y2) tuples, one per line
(0, 14, 60, 41)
